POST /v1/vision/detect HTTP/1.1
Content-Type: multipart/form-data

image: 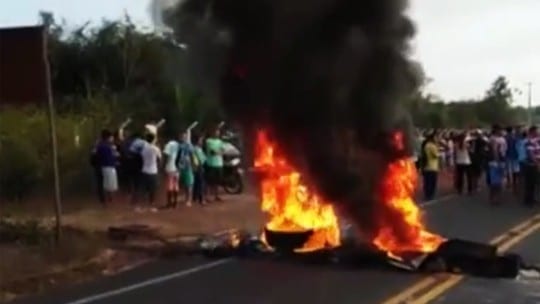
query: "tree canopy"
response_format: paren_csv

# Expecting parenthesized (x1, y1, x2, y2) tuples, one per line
(36, 13, 532, 131)
(406, 76, 531, 129)
(41, 12, 224, 137)
(0, 12, 535, 132)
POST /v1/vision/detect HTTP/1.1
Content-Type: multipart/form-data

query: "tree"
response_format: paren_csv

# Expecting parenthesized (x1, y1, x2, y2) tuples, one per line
(475, 76, 514, 125)
(36, 12, 224, 134)
(405, 75, 526, 128)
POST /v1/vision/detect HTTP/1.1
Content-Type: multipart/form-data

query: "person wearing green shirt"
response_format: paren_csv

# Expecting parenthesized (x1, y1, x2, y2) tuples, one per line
(204, 128, 225, 201)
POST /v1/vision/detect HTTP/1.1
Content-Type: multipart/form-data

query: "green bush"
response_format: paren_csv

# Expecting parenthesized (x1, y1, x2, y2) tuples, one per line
(0, 106, 101, 200)
(0, 137, 41, 201)
(0, 87, 217, 202)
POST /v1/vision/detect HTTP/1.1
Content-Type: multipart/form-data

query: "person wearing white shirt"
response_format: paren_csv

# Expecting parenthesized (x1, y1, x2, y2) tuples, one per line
(446, 136, 454, 168)
(163, 137, 180, 207)
(454, 133, 473, 195)
(140, 133, 162, 206)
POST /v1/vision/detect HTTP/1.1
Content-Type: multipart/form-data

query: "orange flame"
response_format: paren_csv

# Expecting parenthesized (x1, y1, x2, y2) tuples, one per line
(254, 129, 444, 256)
(254, 130, 340, 252)
(372, 131, 445, 256)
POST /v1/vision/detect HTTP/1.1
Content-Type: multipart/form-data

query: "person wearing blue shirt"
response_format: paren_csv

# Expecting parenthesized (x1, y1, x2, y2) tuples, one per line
(522, 126, 540, 206)
(516, 129, 528, 193)
(96, 130, 119, 204)
(516, 129, 527, 197)
(129, 136, 146, 154)
(124, 132, 145, 200)
(505, 127, 520, 192)
(177, 132, 195, 206)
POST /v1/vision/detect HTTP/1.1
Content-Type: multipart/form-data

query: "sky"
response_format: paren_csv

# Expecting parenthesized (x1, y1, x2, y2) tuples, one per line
(1, 0, 538, 106)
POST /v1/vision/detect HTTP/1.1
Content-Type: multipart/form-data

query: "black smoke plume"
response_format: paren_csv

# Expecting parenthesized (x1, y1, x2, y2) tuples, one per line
(154, 0, 423, 242)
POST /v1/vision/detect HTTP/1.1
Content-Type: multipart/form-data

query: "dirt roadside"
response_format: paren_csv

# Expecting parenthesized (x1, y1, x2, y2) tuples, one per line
(59, 172, 454, 239)
(61, 193, 264, 238)
(0, 172, 455, 302)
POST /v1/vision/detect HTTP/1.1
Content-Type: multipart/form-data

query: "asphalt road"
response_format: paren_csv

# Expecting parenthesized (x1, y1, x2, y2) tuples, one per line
(16, 193, 540, 304)
(434, 231, 540, 304)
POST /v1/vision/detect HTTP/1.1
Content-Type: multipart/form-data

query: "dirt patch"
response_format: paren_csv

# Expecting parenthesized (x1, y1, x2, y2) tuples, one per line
(63, 172, 455, 237)
(0, 223, 151, 303)
(0, 193, 265, 302)
(59, 193, 265, 238)
(4, 172, 454, 240)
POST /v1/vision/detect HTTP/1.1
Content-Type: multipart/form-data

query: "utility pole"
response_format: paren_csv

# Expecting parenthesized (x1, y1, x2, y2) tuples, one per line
(42, 27, 63, 243)
(527, 82, 533, 125)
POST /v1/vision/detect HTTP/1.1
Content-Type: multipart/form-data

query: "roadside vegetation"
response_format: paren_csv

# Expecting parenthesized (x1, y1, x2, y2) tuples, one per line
(0, 218, 108, 302)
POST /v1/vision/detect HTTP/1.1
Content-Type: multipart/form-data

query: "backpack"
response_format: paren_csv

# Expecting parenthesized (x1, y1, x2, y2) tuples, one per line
(176, 144, 192, 170)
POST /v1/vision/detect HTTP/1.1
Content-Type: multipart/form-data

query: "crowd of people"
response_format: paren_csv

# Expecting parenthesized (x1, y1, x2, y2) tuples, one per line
(415, 125, 540, 207)
(90, 123, 233, 211)
(90, 120, 540, 211)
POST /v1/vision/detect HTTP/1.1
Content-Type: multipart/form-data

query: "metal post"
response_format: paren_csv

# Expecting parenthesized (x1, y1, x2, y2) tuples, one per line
(528, 82, 533, 125)
(42, 28, 63, 243)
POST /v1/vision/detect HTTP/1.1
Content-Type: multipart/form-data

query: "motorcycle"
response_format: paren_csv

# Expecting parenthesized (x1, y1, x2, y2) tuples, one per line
(221, 141, 244, 194)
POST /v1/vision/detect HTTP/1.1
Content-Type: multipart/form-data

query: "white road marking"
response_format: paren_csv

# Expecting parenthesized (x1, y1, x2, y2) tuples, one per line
(64, 258, 233, 304)
(419, 194, 456, 207)
(64, 195, 456, 303)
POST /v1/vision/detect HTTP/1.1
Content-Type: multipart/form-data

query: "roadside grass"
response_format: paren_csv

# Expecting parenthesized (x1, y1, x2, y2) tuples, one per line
(0, 219, 107, 302)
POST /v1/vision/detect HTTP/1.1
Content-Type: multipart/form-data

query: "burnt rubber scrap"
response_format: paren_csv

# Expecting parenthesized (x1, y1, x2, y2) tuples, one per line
(198, 228, 536, 280)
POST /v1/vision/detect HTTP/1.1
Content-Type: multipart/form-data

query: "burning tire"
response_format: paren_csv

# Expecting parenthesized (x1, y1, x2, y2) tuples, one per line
(263, 228, 314, 253)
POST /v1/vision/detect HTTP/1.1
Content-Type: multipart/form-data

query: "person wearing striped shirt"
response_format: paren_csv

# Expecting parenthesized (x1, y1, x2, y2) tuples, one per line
(523, 126, 540, 207)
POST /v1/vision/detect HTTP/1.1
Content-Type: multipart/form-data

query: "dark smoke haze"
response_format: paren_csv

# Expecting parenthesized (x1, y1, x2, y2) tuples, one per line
(153, 0, 423, 242)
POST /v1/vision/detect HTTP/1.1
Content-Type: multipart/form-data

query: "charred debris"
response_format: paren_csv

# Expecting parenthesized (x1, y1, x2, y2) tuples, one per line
(197, 228, 539, 280)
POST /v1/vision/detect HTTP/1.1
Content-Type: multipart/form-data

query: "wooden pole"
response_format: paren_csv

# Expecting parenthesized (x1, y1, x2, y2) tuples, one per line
(42, 27, 63, 243)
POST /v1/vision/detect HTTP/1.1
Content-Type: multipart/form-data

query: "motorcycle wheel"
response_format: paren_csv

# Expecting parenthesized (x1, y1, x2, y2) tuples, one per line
(223, 173, 244, 194)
